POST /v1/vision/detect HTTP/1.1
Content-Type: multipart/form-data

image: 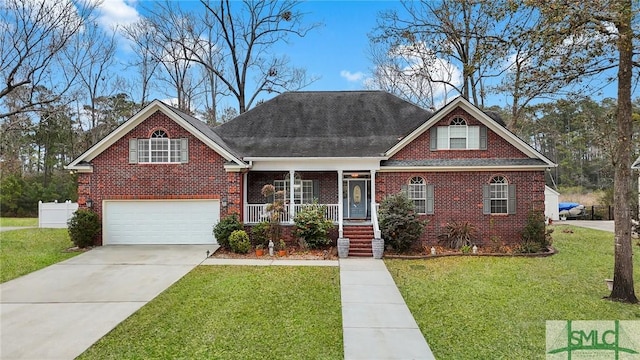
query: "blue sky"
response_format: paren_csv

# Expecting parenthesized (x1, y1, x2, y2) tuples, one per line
(94, 0, 625, 111)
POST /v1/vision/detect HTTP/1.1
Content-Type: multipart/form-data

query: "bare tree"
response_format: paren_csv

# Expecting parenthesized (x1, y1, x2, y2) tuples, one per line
(370, 0, 507, 107)
(181, 0, 320, 114)
(64, 22, 119, 145)
(121, 19, 161, 109)
(531, 0, 639, 303)
(0, 0, 97, 119)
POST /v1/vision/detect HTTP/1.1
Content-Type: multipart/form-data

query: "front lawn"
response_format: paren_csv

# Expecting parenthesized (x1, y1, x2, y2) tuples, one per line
(78, 266, 343, 360)
(386, 225, 640, 359)
(0, 228, 79, 283)
(1, 217, 38, 227)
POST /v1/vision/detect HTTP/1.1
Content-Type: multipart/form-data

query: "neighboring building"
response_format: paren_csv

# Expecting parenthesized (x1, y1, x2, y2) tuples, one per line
(67, 91, 556, 251)
(545, 186, 560, 222)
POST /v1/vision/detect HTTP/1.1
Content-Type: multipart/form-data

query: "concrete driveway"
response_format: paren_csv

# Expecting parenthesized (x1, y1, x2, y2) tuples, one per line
(560, 220, 615, 233)
(0, 245, 216, 360)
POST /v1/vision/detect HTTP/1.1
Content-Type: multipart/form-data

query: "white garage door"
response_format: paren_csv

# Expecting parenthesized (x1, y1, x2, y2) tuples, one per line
(103, 200, 220, 245)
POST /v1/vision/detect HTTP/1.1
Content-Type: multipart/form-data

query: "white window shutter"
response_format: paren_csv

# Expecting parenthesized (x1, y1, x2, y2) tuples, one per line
(468, 126, 480, 149)
(129, 138, 138, 163)
(437, 127, 448, 149)
(180, 138, 188, 163)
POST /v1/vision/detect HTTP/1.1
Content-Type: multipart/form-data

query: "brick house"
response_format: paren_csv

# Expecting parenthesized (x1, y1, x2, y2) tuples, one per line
(67, 91, 555, 252)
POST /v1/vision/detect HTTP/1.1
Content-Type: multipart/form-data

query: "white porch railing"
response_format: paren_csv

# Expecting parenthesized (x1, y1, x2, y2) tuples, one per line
(244, 204, 339, 224)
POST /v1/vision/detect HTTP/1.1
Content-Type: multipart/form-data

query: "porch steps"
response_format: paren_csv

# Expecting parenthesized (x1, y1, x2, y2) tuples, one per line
(344, 225, 374, 257)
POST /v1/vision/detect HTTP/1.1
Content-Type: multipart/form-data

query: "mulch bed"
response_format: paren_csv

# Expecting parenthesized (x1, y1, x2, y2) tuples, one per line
(211, 246, 338, 260)
(384, 245, 556, 259)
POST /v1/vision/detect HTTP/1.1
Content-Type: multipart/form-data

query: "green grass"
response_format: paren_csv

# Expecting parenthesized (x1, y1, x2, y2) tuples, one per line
(0, 228, 79, 283)
(1, 217, 38, 227)
(386, 225, 640, 359)
(78, 266, 343, 360)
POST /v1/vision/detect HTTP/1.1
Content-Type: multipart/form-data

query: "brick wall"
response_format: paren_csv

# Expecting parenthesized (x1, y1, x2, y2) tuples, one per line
(376, 171, 545, 247)
(379, 106, 546, 246)
(77, 110, 242, 245)
(393, 107, 528, 160)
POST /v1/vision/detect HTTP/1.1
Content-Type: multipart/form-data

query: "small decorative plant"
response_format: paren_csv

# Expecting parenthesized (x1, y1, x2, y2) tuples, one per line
(460, 244, 472, 254)
(228, 230, 251, 254)
(261, 184, 285, 244)
(279, 239, 286, 251)
(438, 221, 478, 250)
(378, 192, 427, 252)
(213, 213, 243, 249)
(67, 209, 101, 248)
(517, 210, 553, 253)
(293, 202, 334, 249)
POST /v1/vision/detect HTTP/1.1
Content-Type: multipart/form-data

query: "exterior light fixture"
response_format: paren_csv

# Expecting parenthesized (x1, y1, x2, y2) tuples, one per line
(86, 199, 93, 209)
(221, 197, 227, 207)
(472, 245, 478, 254)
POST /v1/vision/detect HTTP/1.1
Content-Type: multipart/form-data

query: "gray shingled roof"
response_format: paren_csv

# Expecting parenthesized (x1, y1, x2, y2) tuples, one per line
(382, 158, 548, 167)
(164, 104, 241, 159)
(212, 91, 433, 158)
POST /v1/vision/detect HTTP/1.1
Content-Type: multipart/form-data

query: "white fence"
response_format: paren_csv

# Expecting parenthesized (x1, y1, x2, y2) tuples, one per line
(38, 200, 78, 228)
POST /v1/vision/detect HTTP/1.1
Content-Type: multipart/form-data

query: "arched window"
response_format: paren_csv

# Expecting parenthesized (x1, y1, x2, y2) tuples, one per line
(408, 177, 427, 213)
(449, 117, 468, 149)
(433, 116, 483, 150)
(490, 176, 508, 214)
(137, 130, 185, 163)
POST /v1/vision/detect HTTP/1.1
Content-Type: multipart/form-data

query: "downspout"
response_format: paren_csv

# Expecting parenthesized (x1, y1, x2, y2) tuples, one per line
(289, 170, 295, 223)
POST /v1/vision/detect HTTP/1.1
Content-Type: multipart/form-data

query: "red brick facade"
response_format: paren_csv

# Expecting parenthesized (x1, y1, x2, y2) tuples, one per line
(77, 104, 547, 248)
(380, 107, 546, 246)
(78, 111, 242, 245)
(376, 171, 545, 247)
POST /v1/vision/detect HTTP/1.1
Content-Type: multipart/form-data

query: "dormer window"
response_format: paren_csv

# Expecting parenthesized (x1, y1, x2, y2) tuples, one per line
(129, 130, 188, 164)
(430, 117, 487, 150)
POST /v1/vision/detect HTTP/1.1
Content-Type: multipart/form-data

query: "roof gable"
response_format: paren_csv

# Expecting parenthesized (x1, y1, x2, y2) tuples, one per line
(385, 96, 556, 167)
(67, 100, 246, 170)
(212, 91, 432, 158)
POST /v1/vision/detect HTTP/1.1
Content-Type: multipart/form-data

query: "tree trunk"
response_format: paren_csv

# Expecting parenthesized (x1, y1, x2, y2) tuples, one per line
(610, 0, 637, 303)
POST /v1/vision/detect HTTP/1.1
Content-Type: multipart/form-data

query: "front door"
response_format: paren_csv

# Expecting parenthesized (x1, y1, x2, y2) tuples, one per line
(348, 180, 367, 219)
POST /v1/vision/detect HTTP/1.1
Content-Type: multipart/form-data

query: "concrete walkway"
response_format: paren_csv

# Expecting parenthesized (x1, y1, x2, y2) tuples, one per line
(340, 258, 435, 360)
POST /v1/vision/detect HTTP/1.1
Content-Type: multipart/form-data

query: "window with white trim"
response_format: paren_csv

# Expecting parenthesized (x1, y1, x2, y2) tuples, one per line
(274, 174, 314, 204)
(408, 177, 427, 214)
(435, 117, 481, 150)
(490, 176, 508, 214)
(138, 130, 183, 163)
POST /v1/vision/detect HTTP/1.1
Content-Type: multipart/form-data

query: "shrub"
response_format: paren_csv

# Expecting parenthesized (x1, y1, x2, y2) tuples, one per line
(378, 192, 427, 252)
(213, 213, 243, 249)
(518, 210, 553, 253)
(250, 221, 270, 247)
(228, 230, 251, 254)
(438, 221, 478, 249)
(293, 203, 334, 249)
(67, 209, 101, 248)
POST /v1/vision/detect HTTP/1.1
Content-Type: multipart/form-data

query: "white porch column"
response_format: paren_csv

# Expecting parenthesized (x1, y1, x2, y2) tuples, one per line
(289, 170, 295, 223)
(243, 172, 248, 222)
(371, 169, 381, 238)
(338, 170, 344, 238)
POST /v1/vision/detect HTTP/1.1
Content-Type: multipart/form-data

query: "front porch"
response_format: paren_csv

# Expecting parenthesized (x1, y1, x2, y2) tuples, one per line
(242, 170, 381, 239)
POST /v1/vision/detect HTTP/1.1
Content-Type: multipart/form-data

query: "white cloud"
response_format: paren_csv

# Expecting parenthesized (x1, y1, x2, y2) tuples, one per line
(366, 42, 462, 109)
(340, 70, 365, 83)
(95, 0, 140, 31)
